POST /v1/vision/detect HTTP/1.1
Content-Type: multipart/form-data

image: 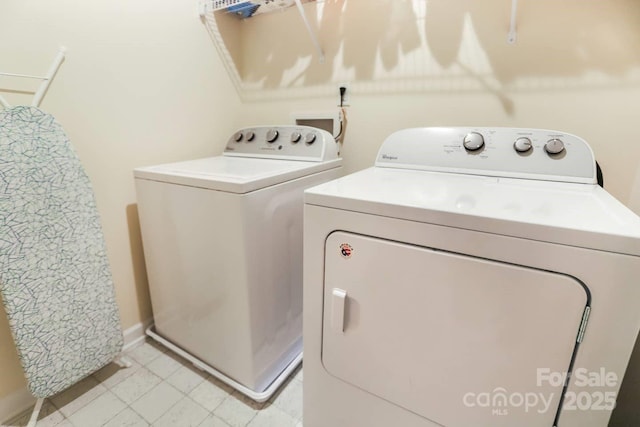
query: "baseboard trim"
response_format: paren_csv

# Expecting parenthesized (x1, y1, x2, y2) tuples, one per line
(122, 318, 153, 352)
(0, 318, 152, 423)
(0, 387, 34, 424)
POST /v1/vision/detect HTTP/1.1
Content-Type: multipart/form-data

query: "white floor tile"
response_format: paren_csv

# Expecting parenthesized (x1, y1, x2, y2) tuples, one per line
(246, 405, 298, 427)
(188, 378, 232, 412)
(66, 391, 126, 427)
(166, 364, 207, 394)
(1, 340, 310, 427)
(272, 379, 303, 420)
(5, 400, 64, 427)
(197, 414, 232, 427)
(50, 376, 107, 417)
(229, 392, 267, 411)
(126, 341, 165, 366)
(110, 367, 162, 404)
(293, 366, 303, 383)
(30, 402, 65, 427)
(146, 351, 183, 379)
(213, 394, 259, 427)
(130, 382, 183, 423)
(153, 396, 209, 427)
(92, 359, 142, 389)
(102, 407, 149, 427)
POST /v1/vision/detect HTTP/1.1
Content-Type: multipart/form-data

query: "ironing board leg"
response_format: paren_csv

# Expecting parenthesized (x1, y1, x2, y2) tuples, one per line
(26, 397, 44, 427)
(114, 355, 132, 368)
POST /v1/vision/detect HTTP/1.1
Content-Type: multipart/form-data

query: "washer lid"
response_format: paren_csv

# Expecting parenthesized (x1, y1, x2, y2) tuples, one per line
(134, 156, 342, 193)
(305, 167, 640, 256)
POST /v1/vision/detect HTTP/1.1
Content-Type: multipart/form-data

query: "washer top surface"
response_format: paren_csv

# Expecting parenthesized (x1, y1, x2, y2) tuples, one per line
(134, 126, 342, 193)
(305, 127, 640, 256)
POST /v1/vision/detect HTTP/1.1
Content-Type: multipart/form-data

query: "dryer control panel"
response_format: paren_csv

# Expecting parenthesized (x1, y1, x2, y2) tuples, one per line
(224, 126, 339, 162)
(375, 127, 597, 184)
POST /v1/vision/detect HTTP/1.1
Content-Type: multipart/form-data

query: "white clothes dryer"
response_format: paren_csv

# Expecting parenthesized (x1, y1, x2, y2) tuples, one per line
(303, 127, 640, 426)
(134, 125, 341, 401)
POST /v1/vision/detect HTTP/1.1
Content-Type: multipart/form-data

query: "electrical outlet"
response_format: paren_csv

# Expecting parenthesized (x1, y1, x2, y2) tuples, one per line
(338, 83, 350, 107)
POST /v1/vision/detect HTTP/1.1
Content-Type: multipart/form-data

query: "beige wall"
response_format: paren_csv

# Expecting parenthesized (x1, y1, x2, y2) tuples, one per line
(2, 0, 640, 423)
(219, 0, 640, 207)
(0, 0, 241, 402)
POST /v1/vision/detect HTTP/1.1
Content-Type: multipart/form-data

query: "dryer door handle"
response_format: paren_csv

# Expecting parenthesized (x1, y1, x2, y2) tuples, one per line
(331, 288, 347, 333)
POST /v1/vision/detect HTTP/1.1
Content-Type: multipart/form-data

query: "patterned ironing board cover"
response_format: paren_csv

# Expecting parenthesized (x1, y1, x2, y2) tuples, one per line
(0, 106, 123, 398)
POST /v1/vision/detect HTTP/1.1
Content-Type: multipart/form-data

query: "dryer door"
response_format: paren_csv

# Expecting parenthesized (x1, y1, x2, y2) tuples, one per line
(322, 232, 588, 427)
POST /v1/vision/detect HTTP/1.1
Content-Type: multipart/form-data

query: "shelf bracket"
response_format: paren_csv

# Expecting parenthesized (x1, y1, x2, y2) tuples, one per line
(508, 0, 518, 44)
(294, 0, 324, 63)
(198, 0, 324, 63)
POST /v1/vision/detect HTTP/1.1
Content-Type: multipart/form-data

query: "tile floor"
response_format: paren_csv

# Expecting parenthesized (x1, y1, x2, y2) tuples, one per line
(3, 340, 303, 427)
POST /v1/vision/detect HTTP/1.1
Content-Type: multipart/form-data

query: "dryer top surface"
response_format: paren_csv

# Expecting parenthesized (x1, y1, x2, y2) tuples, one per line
(305, 167, 640, 256)
(306, 126, 640, 256)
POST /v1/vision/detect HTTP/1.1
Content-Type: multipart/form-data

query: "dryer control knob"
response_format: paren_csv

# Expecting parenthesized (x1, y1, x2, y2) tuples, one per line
(291, 132, 302, 143)
(463, 132, 485, 151)
(545, 138, 565, 155)
(305, 133, 317, 144)
(266, 129, 279, 143)
(514, 137, 532, 153)
(246, 131, 255, 141)
(234, 132, 243, 142)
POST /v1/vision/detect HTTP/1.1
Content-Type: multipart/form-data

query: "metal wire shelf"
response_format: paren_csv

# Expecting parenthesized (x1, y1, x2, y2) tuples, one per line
(199, 0, 324, 62)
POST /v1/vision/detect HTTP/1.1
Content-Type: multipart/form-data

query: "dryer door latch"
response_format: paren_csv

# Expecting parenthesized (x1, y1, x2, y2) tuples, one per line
(331, 288, 348, 333)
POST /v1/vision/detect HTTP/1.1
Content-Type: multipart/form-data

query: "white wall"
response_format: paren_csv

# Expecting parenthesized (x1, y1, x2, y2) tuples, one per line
(0, 0, 241, 413)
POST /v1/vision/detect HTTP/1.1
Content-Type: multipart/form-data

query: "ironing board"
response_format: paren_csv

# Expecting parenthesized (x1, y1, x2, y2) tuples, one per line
(0, 106, 123, 415)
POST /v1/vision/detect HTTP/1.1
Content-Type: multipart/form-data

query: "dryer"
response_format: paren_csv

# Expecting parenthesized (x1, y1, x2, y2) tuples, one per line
(303, 127, 640, 426)
(135, 125, 341, 401)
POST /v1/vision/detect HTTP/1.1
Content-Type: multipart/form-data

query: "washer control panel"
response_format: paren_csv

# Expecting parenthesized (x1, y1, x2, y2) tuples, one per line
(376, 127, 596, 184)
(224, 126, 339, 161)
(513, 137, 533, 153)
(462, 132, 485, 151)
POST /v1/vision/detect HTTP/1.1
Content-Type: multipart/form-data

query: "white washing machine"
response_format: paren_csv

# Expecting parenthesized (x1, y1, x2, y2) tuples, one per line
(303, 127, 640, 427)
(134, 125, 341, 401)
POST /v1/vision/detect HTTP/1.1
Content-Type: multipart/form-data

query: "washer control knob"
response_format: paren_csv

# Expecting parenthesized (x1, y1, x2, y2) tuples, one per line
(305, 133, 317, 144)
(234, 132, 243, 142)
(463, 132, 485, 151)
(246, 131, 255, 142)
(545, 138, 565, 155)
(266, 129, 279, 143)
(291, 132, 302, 143)
(513, 137, 532, 153)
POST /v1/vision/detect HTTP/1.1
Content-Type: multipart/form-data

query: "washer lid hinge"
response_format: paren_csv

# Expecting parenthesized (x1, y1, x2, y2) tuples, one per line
(577, 306, 591, 343)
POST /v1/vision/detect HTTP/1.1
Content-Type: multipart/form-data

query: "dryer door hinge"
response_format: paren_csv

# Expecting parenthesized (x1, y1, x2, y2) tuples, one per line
(577, 306, 591, 343)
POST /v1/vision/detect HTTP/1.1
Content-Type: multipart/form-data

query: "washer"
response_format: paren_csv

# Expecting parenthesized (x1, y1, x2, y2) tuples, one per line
(303, 127, 640, 427)
(134, 125, 341, 401)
